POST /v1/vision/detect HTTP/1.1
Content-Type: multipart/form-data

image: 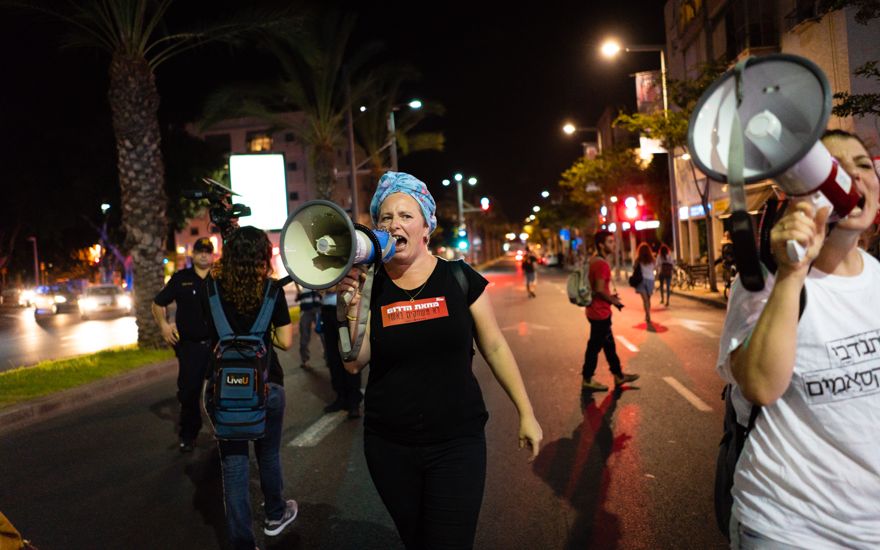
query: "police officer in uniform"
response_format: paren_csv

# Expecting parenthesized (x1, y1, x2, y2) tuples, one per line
(152, 237, 215, 452)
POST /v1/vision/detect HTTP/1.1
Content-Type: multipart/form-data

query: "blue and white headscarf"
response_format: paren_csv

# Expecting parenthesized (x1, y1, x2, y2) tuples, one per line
(369, 172, 437, 233)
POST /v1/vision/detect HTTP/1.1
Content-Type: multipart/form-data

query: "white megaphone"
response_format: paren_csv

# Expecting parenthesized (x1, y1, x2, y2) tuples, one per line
(688, 54, 862, 289)
(278, 200, 395, 290)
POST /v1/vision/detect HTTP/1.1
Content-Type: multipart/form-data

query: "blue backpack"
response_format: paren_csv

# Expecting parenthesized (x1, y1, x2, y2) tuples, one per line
(205, 279, 277, 441)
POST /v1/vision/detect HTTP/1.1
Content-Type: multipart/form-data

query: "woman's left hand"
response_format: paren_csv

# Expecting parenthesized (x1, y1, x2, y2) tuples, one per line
(518, 414, 543, 462)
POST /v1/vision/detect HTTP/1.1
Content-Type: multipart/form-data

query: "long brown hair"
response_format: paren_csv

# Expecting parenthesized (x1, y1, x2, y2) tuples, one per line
(211, 226, 273, 314)
(637, 242, 655, 265)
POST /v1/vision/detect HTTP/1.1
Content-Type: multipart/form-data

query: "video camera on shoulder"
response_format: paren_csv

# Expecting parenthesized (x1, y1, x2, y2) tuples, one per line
(183, 178, 251, 239)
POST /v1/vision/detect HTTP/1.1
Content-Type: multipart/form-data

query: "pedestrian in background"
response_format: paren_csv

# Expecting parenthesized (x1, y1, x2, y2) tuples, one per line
(522, 246, 538, 298)
(634, 243, 656, 328)
(338, 172, 542, 550)
(319, 290, 362, 418)
(295, 284, 323, 369)
(582, 230, 640, 392)
(207, 226, 296, 549)
(151, 237, 214, 453)
(657, 244, 674, 306)
(717, 129, 880, 547)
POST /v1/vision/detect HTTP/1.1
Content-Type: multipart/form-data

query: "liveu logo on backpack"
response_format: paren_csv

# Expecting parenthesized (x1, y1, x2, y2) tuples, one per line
(203, 278, 277, 441)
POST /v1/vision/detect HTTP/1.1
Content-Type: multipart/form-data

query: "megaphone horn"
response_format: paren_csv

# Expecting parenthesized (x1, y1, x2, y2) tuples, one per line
(279, 200, 395, 290)
(688, 54, 864, 286)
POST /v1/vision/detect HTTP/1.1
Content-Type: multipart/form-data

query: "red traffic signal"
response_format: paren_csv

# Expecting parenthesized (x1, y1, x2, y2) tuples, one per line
(480, 197, 490, 211)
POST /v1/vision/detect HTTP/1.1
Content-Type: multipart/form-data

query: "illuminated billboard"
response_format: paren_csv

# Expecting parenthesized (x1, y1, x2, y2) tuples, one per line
(229, 153, 288, 231)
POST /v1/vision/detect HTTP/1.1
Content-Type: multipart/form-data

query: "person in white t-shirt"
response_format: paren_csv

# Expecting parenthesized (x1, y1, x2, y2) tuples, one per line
(717, 129, 880, 548)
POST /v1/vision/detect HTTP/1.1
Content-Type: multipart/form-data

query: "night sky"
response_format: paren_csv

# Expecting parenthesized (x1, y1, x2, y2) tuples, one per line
(1, 1, 666, 268)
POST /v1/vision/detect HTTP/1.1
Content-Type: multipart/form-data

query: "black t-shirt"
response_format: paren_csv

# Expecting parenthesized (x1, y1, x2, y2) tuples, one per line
(523, 254, 537, 273)
(366, 258, 489, 444)
(153, 268, 211, 342)
(203, 280, 291, 386)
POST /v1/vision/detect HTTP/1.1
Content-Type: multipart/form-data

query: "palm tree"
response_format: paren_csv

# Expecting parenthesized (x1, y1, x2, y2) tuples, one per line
(11, 0, 294, 347)
(202, 10, 380, 200)
(353, 66, 445, 182)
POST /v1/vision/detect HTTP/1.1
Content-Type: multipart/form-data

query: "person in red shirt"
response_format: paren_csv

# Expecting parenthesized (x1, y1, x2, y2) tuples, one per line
(582, 230, 640, 391)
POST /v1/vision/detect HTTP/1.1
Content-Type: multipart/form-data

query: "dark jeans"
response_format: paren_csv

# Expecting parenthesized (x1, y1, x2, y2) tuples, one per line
(582, 316, 623, 380)
(218, 383, 286, 550)
(321, 306, 362, 408)
(364, 432, 487, 550)
(175, 340, 212, 442)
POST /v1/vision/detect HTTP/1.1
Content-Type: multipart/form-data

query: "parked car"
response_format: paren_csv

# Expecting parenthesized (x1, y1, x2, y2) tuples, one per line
(79, 284, 133, 320)
(33, 284, 80, 316)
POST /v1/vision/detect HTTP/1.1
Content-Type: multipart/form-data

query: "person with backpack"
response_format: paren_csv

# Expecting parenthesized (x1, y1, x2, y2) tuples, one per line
(206, 226, 296, 549)
(337, 172, 543, 550)
(582, 230, 639, 392)
(716, 129, 880, 547)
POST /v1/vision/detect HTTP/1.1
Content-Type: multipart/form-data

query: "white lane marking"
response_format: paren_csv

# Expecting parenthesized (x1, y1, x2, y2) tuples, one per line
(500, 322, 552, 333)
(288, 412, 347, 447)
(669, 318, 718, 339)
(615, 335, 639, 352)
(663, 376, 713, 412)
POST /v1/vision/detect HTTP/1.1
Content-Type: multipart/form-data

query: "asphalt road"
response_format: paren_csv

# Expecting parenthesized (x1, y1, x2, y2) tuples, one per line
(0, 259, 729, 549)
(0, 288, 300, 372)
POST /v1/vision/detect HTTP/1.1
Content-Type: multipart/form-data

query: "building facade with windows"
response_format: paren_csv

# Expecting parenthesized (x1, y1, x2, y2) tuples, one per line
(664, 0, 880, 265)
(174, 113, 369, 269)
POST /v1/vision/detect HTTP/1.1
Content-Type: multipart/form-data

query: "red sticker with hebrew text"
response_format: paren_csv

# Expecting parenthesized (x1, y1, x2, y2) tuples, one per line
(380, 297, 449, 327)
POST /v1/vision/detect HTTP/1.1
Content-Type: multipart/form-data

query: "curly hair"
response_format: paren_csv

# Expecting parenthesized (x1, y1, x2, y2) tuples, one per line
(637, 242, 655, 265)
(211, 226, 273, 314)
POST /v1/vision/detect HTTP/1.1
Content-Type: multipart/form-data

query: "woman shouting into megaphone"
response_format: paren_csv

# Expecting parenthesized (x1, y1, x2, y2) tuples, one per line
(337, 172, 542, 550)
(717, 129, 880, 548)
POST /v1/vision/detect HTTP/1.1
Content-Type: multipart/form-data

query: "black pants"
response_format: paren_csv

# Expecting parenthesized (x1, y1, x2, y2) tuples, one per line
(364, 432, 487, 550)
(321, 306, 362, 408)
(175, 340, 212, 441)
(582, 317, 623, 380)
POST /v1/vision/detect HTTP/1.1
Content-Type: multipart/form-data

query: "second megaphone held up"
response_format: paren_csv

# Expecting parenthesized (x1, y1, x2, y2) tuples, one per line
(279, 200, 395, 290)
(688, 53, 864, 265)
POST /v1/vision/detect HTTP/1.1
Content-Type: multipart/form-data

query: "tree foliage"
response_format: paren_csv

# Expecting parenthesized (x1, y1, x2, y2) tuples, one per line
(558, 146, 647, 209)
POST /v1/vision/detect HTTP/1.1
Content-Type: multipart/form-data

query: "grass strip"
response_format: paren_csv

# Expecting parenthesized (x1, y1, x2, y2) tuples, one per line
(0, 345, 174, 409)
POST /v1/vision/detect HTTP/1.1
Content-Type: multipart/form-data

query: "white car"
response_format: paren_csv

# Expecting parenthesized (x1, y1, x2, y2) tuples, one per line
(79, 285, 133, 320)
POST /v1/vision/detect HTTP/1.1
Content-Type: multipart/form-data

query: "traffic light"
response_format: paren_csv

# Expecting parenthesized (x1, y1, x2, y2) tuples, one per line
(480, 197, 490, 211)
(624, 196, 639, 221)
(456, 228, 469, 251)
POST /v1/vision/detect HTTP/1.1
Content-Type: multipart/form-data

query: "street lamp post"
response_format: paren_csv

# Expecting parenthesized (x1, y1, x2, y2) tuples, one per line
(562, 122, 603, 157)
(26, 236, 39, 286)
(388, 99, 423, 172)
(601, 40, 680, 262)
(442, 173, 478, 258)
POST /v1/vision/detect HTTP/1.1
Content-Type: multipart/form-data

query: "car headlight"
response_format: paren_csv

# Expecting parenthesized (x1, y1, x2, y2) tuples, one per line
(80, 298, 96, 311)
(118, 295, 132, 309)
(21, 290, 34, 302)
(54, 295, 67, 304)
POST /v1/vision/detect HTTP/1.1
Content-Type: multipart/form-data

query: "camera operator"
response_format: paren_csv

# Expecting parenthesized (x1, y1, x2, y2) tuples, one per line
(581, 230, 639, 392)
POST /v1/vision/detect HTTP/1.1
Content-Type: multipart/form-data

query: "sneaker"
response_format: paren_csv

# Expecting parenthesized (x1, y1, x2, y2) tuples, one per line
(264, 499, 298, 536)
(581, 378, 609, 392)
(613, 373, 640, 386)
(178, 439, 194, 453)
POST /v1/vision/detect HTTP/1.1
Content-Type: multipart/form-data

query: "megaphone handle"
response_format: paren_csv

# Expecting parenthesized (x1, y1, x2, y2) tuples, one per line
(338, 267, 376, 363)
(786, 240, 806, 263)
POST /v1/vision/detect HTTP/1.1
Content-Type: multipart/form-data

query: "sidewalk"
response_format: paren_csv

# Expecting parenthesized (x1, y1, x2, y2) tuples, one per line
(0, 359, 178, 436)
(669, 284, 728, 309)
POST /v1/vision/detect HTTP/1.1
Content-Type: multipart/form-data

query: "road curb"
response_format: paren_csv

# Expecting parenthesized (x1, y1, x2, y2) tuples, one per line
(0, 358, 178, 436)
(670, 289, 728, 310)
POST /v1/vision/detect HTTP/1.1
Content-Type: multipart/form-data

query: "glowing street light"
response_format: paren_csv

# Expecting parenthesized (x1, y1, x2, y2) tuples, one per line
(532, 206, 541, 213)
(600, 39, 622, 58)
(541, 190, 550, 198)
